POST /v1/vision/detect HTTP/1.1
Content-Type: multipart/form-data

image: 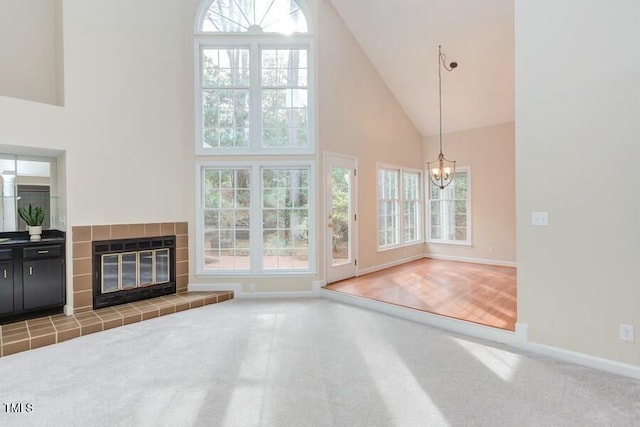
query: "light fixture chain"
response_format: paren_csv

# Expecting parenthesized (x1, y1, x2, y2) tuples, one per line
(438, 45, 443, 156)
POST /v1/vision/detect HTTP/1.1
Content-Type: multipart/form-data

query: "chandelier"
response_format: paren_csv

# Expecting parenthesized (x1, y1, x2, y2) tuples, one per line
(428, 45, 458, 189)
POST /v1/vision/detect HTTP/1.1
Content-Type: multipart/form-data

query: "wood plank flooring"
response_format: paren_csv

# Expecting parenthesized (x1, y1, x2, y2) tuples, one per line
(325, 258, 517, 331)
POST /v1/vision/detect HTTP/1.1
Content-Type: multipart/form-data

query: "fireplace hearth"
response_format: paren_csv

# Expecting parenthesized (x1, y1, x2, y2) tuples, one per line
(93, 236, 176, 309)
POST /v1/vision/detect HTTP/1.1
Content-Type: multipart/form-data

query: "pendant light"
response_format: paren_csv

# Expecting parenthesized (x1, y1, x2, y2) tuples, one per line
(428, 45, 458, 190)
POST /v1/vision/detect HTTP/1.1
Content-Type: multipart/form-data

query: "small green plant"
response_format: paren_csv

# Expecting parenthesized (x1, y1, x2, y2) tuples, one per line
(18, 204, 45, 227)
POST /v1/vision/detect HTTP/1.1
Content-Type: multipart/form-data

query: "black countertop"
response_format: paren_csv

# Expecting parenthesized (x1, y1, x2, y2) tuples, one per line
(0, 230, 66, 247)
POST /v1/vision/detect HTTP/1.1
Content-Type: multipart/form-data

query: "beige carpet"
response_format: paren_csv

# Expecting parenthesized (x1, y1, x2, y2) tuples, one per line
(0, 298, 638, 426)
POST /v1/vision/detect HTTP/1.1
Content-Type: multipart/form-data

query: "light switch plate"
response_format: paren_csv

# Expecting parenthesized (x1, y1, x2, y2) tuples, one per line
(532, 211, 549, 226)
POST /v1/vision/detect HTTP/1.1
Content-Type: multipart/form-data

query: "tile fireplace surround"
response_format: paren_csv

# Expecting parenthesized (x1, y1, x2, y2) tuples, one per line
(72, 222, 189, 313)
(0, 222, 235, 357)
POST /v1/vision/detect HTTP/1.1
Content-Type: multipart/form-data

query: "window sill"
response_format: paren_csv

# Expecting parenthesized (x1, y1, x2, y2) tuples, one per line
(195, 271, 317, 279)
(377, 240, 424, 252)
(426, 240, 472, 247)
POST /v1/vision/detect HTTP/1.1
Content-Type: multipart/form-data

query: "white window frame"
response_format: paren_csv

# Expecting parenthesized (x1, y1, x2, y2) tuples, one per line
(194, 36, 315, 156)
(376, 163, 424, 251)
(403, 168, 423, 244)
(427, 166, 472, 246)
(196, 160, 316, 276)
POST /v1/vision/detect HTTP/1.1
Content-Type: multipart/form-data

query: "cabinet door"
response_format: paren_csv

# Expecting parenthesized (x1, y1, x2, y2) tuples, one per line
(0, 262, 13, 315)
(23, 259, 63, 310)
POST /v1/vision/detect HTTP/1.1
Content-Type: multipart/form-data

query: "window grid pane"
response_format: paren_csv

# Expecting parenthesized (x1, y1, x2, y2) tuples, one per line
(261, 49, 309, 148)
(201, 0, 308, 34)
(203, 168, 251, 271)
(403, 171, 421, 242)
(429, 171, 469, 243)
(378, 168, 400, 247)
(262, 167, 310, 270)
(202, 48, 250, 149)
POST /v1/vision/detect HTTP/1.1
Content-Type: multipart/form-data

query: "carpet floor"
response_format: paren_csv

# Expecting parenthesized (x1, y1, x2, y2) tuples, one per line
(0, 298, 638, 427)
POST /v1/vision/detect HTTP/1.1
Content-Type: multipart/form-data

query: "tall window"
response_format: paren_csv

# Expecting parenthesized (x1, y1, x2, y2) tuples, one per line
(378, 167, 399, 247)
(377, 165, 423, 249)
(203, 168, 251, 270)
(428, 167, 471, 245)
(195, 1, 315, 275)
(195, 0, 313, 155)
(199, 163, 313, 273)
(403, 171, 422, 243)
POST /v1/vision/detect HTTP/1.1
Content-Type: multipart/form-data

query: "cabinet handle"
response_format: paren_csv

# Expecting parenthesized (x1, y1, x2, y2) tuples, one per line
(38, 250, 49, 254)
(29, 266, 33, 276)
(3, 269, 5, 279)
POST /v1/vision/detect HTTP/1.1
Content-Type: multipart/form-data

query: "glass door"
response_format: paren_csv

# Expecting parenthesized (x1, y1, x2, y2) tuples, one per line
(325, 153, 357, 283)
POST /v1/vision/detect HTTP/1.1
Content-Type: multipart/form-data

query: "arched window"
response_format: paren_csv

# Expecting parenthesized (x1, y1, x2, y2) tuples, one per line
(199, 0, 308, 34)
(195, 0, 313, 155)
(195, 0, 315, 276)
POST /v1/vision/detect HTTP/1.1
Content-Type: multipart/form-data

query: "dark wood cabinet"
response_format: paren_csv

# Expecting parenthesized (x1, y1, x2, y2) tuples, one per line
(23, 258, 64, 310)
(0, 233, 65, 323)
(0, 262, 14, 315)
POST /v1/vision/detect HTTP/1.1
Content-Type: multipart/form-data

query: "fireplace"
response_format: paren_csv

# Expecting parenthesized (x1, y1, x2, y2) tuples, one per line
(93, 236, 176, 309)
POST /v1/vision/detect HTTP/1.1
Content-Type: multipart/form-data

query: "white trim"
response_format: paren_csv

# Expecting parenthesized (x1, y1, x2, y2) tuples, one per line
(356, 254, 424, 276)
(515, 340, 640, 380)
(427, 240, 473, 247)
(189, 282, 243, 293)
(425, 253, 517, 268)
(236, 291, 319, 299)
(189, 280, 323, 298)
(321, 290, 640, 380)
(324, 151, 358, 284)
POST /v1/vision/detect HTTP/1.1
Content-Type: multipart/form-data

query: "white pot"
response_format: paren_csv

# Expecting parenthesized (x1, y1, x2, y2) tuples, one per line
(29, 225, 42, 241)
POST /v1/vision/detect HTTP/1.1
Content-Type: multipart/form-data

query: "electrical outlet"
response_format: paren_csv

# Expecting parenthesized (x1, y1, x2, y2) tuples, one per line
(488, 246, 494, 253)
(249, 283, 256, 292)
(619, 324, 634, 342)
(531, 211, 549, 226)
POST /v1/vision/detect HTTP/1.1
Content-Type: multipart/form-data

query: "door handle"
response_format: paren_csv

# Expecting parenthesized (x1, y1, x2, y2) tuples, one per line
(29, 266, 33, 276)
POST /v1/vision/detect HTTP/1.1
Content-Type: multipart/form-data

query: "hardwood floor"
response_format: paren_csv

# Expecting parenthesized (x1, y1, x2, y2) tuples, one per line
(325, 258, 517, 331)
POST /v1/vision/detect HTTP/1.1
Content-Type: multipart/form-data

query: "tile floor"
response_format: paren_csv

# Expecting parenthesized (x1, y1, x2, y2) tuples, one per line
(0, 291, 233, 357)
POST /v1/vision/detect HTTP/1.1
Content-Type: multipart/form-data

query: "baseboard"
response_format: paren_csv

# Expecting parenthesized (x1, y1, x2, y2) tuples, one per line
(425, 253, 517, 267)
(516, 339, 640, 380)
(188, 281, 323, 299)
(357, 254, 425, 276)
(188, 282, 243, 293)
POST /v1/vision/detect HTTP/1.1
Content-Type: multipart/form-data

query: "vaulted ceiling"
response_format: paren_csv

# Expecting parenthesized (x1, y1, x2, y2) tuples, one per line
(329, 0, 514, 136)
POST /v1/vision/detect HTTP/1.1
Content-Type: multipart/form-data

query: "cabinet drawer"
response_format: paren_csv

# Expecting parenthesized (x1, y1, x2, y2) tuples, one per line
(23, 245, 62, 259)
(0, 249, 12, 261)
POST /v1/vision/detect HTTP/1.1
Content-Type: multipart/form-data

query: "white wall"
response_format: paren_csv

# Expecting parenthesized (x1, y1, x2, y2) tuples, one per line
(424, 123, 516, 264)
(0, 0, 422, 294)
(0, 0, 194, 226)
(318, 1, 424, 272)
(0, 0, 63, 105)
(516, 0, 640, 365)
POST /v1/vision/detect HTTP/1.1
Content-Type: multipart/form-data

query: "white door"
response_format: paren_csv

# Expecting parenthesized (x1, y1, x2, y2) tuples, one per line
(325, 153, 357, 283)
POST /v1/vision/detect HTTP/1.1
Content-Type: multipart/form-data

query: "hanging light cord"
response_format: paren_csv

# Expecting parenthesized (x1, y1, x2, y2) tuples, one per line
(438, 46, 444, 156)
(438, 45, 457, 156)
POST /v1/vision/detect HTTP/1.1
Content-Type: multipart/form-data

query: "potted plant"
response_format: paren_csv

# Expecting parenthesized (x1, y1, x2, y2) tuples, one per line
(18, 204, 45, 241)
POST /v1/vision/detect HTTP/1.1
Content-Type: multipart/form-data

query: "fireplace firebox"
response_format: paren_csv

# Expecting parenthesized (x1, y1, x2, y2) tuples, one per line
(93, 236, 176, 309)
